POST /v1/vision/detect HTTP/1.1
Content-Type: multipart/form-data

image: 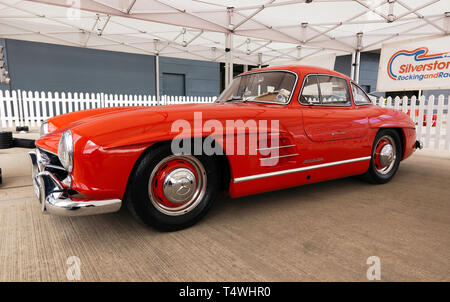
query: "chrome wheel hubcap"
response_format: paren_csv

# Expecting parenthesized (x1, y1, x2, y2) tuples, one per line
(379, 144, 394, 167)
(148, 155, 207, 216)
(374, 135, 396, 175)
(163, 168, 197, 204)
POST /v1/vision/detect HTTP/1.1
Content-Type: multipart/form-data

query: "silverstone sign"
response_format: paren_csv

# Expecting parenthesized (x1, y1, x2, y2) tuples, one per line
(377, 35, 450, 92)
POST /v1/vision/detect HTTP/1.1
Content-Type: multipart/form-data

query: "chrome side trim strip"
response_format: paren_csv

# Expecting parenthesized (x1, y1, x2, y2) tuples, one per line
(259, 153, 299, 161)
(256, 144, 296, 151)
(233, 156, 371, 183)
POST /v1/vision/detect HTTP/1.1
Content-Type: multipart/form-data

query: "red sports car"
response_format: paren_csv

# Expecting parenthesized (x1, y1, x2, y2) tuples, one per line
(30, 65, 422, 231)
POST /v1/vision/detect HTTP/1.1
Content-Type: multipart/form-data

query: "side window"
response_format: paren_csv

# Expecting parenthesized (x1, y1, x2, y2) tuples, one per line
(351, 83, 372, 105)
(317, 75, 350, 106)
(299, 75, 320, 105)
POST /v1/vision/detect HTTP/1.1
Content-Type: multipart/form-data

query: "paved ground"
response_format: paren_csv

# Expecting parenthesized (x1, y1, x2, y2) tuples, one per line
(0, 143, 449, 281)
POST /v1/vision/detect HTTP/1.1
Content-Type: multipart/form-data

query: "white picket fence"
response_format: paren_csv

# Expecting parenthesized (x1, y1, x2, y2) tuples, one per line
(373, 95, 450, 150)
(0, 90, 449, 150)
(0, 90, 216, 129)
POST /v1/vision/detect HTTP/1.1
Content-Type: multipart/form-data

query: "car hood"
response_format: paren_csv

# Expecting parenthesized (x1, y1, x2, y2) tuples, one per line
(36, 102, 290, 152)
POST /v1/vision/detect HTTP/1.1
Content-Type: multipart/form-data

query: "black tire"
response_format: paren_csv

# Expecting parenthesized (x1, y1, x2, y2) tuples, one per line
(127, 143, 219, 231)
(0, 132, 13, 149)
(361, 129, 402, 184)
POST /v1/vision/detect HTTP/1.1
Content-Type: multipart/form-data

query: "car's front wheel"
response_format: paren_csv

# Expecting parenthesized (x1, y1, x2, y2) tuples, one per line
(362, 129, 402, 184)
(128, 143, 218, 231)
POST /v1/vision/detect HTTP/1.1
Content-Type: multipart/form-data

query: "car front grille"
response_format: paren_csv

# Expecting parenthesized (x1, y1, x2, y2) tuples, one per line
(38, 148, 68, 181)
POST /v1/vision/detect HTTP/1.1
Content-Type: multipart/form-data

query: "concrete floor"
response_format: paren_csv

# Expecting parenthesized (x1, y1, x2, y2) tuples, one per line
(0, 145, 449, 281)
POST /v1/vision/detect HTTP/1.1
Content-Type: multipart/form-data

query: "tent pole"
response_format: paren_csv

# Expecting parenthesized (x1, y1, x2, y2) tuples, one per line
(225, 32, 233, 87)
(354, 32, 363, 84)
(225, 7, 234, 87)
(243, 65, 248, 72)
(225, 33, 230, 87)
(229, 33, 233, 85)
(224, 62, 229, 88)
(155, 54, 160, 104)
(153, 38, 161, 104)
(354, 50, 361, 84)
(350, 51, 355, 80)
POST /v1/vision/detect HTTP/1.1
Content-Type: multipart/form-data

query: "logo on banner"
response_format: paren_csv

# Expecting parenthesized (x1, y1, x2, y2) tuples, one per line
(387, 47, 450, 81)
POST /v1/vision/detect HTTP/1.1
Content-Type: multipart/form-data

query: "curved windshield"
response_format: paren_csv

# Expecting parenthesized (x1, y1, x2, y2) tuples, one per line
(218, 71, 297, 104)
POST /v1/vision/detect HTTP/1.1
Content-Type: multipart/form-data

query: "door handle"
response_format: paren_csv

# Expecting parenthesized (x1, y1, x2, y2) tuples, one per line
(331, 131, 347, 136)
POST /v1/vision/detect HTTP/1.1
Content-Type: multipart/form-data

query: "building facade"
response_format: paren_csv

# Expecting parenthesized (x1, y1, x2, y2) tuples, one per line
(0, 38, 220, 97)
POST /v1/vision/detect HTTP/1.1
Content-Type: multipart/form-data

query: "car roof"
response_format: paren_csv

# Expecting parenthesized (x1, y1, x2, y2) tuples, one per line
(243, 65, 351, 82)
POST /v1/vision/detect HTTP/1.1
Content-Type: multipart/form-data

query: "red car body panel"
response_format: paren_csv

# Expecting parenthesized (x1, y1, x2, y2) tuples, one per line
(36, 65, 417, 201)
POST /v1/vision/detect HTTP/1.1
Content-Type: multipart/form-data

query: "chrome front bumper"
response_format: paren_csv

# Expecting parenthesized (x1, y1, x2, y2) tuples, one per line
(29, 149, 122, 216)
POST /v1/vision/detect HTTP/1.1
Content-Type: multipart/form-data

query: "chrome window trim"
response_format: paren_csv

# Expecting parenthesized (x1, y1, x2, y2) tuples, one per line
(350, 81, 373, 106)
(298, 73, 352, 107)
(233, 156, 371, 183)
(219, 69, 299, 106)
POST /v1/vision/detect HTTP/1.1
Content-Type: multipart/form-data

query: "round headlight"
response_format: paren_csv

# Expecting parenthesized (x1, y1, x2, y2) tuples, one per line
(40, 121, 48, 137)
(58, 130, 73, 172)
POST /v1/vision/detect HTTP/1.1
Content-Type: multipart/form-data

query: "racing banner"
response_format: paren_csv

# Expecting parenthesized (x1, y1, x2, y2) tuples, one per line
(377, 35, 450, 92)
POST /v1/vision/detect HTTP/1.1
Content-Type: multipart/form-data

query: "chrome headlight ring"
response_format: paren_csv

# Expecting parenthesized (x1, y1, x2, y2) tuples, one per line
(58, 130, 74, 172)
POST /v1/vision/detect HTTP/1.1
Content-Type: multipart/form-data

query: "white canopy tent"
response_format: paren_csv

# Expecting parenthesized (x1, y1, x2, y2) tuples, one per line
(0, 0, 449, 88)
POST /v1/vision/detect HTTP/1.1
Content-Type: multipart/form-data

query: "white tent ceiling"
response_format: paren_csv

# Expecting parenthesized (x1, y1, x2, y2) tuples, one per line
(0, 0, 449, 65)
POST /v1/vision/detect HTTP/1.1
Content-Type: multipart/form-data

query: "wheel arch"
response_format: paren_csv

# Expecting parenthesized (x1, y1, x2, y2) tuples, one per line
(122, 138, 232, 202)
(375, 127, 405, 159)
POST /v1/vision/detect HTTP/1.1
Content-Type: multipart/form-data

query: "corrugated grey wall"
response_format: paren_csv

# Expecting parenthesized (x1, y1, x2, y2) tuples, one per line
(334, 55, 352, 78)
(2, 39, 220, 96)
(358, 52, 382, 95)
(5, 39, 156, 95)
(159, 56, 220, 97)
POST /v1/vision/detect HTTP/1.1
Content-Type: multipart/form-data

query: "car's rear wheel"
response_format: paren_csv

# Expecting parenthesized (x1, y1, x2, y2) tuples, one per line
(128, 143, 218, 231)
(362, 129, 402, 184)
